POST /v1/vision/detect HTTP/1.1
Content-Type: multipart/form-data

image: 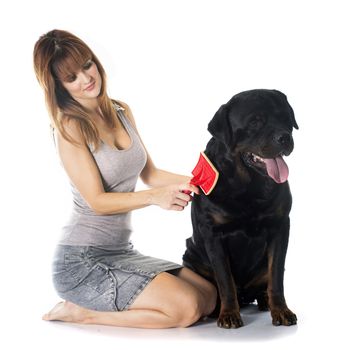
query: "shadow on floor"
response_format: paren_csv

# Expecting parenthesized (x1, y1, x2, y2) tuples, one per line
(49, 304, 298, 342)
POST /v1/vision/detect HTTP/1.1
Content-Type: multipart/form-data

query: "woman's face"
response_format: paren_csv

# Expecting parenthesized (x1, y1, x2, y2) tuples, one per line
(61, 59, 102, 106)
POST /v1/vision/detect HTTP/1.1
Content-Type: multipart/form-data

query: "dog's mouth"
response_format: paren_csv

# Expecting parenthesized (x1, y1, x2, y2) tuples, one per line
(243, 152, 289, 184)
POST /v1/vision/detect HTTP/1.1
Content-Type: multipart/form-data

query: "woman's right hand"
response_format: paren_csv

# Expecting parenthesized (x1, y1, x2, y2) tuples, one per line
(150, 183, 200, 211)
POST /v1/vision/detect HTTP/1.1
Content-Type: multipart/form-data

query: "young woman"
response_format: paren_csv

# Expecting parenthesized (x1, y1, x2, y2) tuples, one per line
(33, 29, 216, 329)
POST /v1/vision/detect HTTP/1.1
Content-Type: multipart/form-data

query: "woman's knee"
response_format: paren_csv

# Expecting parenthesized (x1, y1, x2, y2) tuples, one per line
(177, 268, 217, 316)
(129, 272, 209, 327)
(203, 281, 217, 315)
(163, 277, 206, 327)
(174, 293, 203, 328)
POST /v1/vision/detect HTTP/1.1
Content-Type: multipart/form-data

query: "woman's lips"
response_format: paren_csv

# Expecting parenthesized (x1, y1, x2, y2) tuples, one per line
(85, 81, 95, 91)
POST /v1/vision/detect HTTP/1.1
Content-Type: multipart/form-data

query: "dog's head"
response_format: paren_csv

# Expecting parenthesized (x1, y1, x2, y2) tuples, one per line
(208, 89, 298, 184)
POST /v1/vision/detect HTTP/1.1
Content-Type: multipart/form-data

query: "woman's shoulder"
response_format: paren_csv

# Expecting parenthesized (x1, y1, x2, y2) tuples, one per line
(112, 99, 129, 112)
(112, 99, 137, 129)
(54, 116, 86, 148)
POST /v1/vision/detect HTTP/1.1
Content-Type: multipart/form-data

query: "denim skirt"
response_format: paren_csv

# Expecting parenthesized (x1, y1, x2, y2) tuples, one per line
(52, 244, 182, 312)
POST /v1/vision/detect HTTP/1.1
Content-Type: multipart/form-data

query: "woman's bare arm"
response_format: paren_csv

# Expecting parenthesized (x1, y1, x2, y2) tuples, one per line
(55, 118, 197, 215)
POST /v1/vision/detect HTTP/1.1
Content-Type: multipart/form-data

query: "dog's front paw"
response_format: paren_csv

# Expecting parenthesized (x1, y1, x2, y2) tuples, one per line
(217, 311, 244, 329)
(271, 308, 297, 326)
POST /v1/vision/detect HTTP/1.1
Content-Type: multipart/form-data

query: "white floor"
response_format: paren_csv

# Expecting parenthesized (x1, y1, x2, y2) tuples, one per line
(3, 296, 346, 350)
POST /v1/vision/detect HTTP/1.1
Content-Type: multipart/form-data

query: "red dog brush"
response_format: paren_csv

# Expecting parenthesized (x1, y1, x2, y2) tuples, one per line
(184, 152, 219, 195)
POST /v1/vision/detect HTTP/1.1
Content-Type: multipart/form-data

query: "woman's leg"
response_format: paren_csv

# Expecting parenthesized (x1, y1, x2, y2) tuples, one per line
(43, 269, 216, 329)
(175, 267, 217, 316)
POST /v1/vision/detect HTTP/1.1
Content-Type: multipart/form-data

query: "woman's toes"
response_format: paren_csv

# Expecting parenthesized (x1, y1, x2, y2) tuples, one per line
(42, 301, 89, 323)
(42, 301, 68, 321)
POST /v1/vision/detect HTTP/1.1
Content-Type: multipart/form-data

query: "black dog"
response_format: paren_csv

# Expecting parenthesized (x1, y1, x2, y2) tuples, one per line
(183, 89, 298, 328)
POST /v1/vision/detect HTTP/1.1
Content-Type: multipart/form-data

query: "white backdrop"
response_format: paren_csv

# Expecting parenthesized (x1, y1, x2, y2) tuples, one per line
(1, 0, 349, 349)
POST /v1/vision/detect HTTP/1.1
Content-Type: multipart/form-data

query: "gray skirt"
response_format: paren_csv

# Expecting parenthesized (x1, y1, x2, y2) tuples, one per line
(52, 244, 182, 312)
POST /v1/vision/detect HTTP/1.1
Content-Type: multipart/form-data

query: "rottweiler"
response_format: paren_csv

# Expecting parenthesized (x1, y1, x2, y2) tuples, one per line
(183, 89, 298, 328)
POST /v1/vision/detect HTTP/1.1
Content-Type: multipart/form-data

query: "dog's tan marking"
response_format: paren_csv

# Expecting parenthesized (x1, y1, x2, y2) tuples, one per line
(244, 270, 268, 289)
(211, 212, 231, 225)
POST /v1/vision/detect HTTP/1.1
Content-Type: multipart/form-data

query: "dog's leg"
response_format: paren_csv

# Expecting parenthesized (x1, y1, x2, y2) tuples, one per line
(204, 235, 244, 329)
(244, 271, 269, 311)
(256, 291, 269, 311)
(267, 218, 297, 326)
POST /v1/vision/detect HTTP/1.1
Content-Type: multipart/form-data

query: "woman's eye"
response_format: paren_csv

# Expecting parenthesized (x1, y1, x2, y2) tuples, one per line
(83, 61, 93, 70)
(66, 75, 77, 82)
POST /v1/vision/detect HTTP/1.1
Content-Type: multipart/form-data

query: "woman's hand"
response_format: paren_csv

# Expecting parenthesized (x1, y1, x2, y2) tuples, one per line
(150, 183, 200, 211)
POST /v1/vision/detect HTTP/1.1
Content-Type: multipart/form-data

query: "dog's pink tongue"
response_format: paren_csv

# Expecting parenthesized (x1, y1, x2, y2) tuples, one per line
(264, 156, 289, 183)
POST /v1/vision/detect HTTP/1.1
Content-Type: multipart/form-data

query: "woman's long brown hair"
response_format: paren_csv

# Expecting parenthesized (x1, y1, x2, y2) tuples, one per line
(33, 29, 118, 151)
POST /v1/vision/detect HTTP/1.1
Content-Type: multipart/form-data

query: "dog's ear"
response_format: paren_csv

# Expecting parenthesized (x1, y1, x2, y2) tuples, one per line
(208, 104, 233, 145)
(273, 90, 299, 130)
(288, 104, 299, 130)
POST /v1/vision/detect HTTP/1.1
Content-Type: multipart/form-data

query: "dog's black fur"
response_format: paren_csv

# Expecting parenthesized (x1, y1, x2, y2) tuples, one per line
(183, 89, 298, 328)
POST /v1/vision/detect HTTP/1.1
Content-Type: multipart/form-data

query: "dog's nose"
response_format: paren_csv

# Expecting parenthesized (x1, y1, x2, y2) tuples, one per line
(274, 133, 292, 147)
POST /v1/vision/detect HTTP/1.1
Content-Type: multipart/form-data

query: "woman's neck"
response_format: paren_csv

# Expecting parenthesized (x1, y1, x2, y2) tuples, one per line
(76, 97, 100, 113)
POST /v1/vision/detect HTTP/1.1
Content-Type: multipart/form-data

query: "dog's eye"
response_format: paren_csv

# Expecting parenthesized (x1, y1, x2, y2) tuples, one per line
(248, 116, 264, 129)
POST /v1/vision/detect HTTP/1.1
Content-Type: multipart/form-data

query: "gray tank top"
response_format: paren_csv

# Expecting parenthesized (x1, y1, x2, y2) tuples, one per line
(57, 104, 147, 248)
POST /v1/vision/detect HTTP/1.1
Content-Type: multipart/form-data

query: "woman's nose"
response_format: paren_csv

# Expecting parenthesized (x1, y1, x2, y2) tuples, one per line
(78, 70, 92, 83)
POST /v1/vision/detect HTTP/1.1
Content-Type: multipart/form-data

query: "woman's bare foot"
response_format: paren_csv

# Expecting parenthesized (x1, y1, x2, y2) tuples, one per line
(42, 301, 90, 323)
